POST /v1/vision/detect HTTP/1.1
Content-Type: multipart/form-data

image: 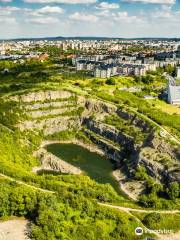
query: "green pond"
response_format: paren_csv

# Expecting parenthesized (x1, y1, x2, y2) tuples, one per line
(45, 143, 120, 192)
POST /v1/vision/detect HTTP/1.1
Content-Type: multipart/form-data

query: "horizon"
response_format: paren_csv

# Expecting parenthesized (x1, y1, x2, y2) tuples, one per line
(1, 35, 180, 41)
(0, 0, 180, 38)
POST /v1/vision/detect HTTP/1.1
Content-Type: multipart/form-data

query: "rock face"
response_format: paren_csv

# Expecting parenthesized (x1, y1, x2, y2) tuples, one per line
(18, 116, 80, 135)
(12, 90, 179, 182)
(82, 118, 136, 164)
(10, 90, 74, 102)
(35, 148, 82, 174)
(28, 106, 76, 119)
(84, 129, 124, 163)
(84, 98, 117, 114)
(83, 118, 134, 149)
(138, 137, 180, 182)
(14, 90, 79, 135)
(25, 101, 74, 110)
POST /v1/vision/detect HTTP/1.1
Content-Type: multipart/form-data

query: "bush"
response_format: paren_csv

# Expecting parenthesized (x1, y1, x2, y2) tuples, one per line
(143, 212, 161, 228)
(167, 182, 180, 200)
(135, 166, 148, 181)
(106, 78, 116, 85)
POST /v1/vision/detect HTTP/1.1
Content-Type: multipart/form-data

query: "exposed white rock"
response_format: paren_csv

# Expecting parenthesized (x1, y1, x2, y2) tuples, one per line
(25, 101, 75, 110)
(10, 90, 74, 103)
(17, 116, 80, 135)
(28, 106, 76, 119)
(34, 148, 82, 175)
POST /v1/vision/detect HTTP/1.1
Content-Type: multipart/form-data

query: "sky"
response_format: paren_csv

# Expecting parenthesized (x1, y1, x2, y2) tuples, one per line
(0, 0, 180, 38)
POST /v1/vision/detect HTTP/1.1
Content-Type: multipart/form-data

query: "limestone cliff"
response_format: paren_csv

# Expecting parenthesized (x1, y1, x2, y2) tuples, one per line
(10, 89, 179, 182)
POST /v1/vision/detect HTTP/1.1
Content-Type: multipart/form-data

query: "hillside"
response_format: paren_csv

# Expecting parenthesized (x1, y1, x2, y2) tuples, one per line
(0, 60, 180, 240)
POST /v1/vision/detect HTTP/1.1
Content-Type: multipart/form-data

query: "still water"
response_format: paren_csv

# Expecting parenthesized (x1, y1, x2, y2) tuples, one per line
(45, 143, 119, 191)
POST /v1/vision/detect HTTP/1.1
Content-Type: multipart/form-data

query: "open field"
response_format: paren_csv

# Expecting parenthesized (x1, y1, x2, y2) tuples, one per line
(150, 99, 180, 115)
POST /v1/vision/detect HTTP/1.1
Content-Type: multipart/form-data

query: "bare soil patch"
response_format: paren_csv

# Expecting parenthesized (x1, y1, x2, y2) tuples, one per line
(0, 219, 30, 240)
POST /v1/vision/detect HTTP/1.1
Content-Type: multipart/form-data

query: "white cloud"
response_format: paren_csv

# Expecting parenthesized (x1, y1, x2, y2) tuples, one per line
(0, 6, 21, 12)
(150, 4, 180, 22)
(96, 10, 110, 17)
(0, 6, 33, 16)
(0, 6, 20, 16)
(113, 11, 128, 18)
(96, 2, 119, 10)
(27, 16, 60, 24)
(0, 0, 12, 2)
(124, 0, 175, 4)
(0, 17, 16, 23)
(24, 0, 97, 4)
(112, 11, 144, 23)
(69, 12, 98, 22)
(37, 6, 64, 14)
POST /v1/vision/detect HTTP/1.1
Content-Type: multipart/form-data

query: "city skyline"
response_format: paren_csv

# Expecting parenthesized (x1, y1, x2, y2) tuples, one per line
(0, 0, 180, 38)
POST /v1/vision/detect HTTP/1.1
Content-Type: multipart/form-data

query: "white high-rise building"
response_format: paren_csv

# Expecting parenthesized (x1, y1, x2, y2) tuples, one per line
(176, 67, 180, 78)
(168, 79, 180, 105)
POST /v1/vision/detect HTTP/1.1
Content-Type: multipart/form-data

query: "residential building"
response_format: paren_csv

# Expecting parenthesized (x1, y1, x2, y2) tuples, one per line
(176, 67, 180, 78)
(168, 79, 180, 105)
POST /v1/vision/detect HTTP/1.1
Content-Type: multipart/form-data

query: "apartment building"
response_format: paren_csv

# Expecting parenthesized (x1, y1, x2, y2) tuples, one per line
(167, 78, 180, 105)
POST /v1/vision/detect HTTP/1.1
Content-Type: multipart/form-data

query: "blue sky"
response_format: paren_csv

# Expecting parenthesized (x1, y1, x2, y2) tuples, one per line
(0, 0, 180, 38)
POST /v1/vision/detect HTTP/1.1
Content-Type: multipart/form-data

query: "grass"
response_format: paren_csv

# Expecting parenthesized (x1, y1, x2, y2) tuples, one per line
(150, 99, 180, 115)
(131, 211, 180, 232)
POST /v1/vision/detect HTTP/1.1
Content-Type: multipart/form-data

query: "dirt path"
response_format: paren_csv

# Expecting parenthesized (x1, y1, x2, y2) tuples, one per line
(0, 219, 30, 240)
(99, 203, 180, 214)
(99, 203, 180, 240)
(0, 173, 54, 194)
(1, 172, 179, 214)
(158, 231, 180, 240)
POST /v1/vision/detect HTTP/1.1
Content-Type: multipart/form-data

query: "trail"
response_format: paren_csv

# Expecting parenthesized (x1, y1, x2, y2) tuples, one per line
(99, 203, 180, 214)
(99, 203, 180, 239)
(0, 173, 55, 194)
(1, 173, 179, 240)
(1, 173, 179, 213)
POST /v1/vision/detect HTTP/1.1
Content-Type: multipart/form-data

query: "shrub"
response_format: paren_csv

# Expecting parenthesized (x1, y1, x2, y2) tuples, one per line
(167, 182, 180, 200)
(106, 78, 116, 85)
(142, 212, 161, 228)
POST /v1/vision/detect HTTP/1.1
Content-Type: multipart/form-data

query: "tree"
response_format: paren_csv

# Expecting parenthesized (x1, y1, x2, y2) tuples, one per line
(143, 212, 161, 228)
(141, 75, 154, 85)
(106, 78, 116, 85)
(167, 182, 180, 200)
